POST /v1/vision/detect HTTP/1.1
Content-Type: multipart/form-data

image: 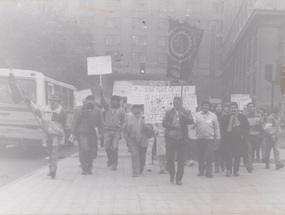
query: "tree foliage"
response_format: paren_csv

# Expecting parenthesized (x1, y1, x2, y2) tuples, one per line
(0, 2, 95, 88)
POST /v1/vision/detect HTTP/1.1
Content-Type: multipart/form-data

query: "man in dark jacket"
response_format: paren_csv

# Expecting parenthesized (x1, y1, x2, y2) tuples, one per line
(221, 102, 250, 177)
(162, 96, 194, 185)
(72, 95, 104, 175)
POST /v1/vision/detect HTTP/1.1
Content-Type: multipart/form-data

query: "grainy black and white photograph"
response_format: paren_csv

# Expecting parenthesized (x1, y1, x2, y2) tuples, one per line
(0, 0, 285, 214)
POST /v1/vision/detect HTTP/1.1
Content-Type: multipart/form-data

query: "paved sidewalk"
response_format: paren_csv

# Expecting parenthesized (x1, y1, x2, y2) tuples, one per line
(1, 142, 285, 215)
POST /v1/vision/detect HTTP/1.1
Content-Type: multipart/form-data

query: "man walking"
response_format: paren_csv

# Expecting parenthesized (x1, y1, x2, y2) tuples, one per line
(100, 87, 125, 170)
(194, 102, 220, 178)
(221, 102, 250, 177)
(245, 102, 263, 172)
(123, 105, 153, 177)
(72, 95, 103, 175)
(25, 95, 68, 179)
(264, 108, 284, 170)
(162, 97, 194, 185)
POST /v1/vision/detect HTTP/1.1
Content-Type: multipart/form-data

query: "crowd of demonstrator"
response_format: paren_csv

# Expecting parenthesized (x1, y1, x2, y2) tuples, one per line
(24, 92, 284, 184)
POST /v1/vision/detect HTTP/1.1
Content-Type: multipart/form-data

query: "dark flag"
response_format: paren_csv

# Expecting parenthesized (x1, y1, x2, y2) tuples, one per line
(167, 17, 204, 82)
(7, 73, 24, 103)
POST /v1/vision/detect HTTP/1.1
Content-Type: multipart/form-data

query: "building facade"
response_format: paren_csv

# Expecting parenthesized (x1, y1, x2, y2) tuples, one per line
(221, 0, 285, 109)
(61, 0, 224, 102)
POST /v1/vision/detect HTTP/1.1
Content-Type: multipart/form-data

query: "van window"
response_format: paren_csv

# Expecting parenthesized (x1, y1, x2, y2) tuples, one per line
(0, 77, 36, 104)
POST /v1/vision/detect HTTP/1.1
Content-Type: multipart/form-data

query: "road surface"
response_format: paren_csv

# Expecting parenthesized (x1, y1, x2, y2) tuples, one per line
(0, 144, 78, 188)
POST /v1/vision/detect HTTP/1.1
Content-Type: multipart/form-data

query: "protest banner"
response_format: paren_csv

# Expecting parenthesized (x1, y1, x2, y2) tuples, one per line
(144, 86, 182, 123)
(209, 98, 222, 104)
(74, 89, 92, 107)
(231, 94, 252, 110)
(127, 85, 145, 104)
(87, 56, 112, 85)
(112, 81, 145, 104)
(112, 81, 133, 97)
(87, 56, 112, 75)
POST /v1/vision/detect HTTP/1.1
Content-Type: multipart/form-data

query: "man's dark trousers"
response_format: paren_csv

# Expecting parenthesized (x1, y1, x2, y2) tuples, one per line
(166, 137, 185, 183)
(79, 133, 98, 171)
(225, 139, 242, 173)
(197, 139, 214, 175)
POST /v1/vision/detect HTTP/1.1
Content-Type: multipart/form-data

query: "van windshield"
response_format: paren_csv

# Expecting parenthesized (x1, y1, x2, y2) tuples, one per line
(0, 77, 36, 104)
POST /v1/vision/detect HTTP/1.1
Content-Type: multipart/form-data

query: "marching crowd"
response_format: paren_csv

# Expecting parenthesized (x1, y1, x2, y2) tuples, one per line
(24, 90, 285, 185)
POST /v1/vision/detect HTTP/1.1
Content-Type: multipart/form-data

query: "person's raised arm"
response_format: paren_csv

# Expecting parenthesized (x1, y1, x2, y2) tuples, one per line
(100, 86, 109, 111)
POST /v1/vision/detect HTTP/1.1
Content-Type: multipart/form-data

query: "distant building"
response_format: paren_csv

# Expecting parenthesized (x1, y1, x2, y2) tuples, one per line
(221, 0, 285, 109)
(61, 0, 224, 102)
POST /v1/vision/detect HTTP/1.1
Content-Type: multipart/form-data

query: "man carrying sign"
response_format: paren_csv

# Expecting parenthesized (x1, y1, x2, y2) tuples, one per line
(100, 87, 125, 170)
(162, 97, 194, 185)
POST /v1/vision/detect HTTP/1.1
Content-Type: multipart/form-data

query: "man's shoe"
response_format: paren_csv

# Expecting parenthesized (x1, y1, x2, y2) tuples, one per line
(107, 161, 112, 167)
(87, 169, 93, 174)
(205, 174, 213, 178)
(132, 173, 138, 177)
(50, 171, 56, 179)
(176, 181, 182, 185)
(234, 172, 240, 176)
(246, 167, 253, 173)
(197, 173, 204, 176)
(81, 170, 87, 175)
(226, 171, 231, 177)
(147, 169, 152, 172)
(276, 163, 284, 170)
(159, 170, 165, 174)
(170, 176, 174, 183)
(265, 164, 270, 169)
(111, 166, 117, 171)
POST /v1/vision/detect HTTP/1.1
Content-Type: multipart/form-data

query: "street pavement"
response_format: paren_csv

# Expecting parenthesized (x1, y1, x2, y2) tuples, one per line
(0, 145, 78, 188)
(1, 141, 285, 215)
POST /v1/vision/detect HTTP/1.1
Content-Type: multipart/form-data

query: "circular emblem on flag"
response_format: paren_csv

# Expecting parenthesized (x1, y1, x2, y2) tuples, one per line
(169, 25, 197, 63)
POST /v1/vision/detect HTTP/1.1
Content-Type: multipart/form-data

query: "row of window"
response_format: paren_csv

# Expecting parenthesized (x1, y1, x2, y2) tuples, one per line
(80, 0, 224, 13)
(105, 35, 168, 47)
(223, 32, 258, 97)
(106, 52, 168, 65)
(224, 0, 256, 54)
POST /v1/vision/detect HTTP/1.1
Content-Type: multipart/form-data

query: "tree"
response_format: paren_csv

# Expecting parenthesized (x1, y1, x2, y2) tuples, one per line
(0, 1, 95, 88)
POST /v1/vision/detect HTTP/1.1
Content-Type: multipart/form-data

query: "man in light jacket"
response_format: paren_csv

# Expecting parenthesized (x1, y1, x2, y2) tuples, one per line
(194, 101, 220, 178)
(25, 95, 68, 179)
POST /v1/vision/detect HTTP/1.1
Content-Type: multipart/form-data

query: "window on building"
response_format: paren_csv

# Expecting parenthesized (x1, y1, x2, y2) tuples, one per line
(132, 35, 147, 46)
(105, 35, 121, 46)
(158, 36, 168, 47)
(247, 75, 251, 94)
(158, 53, 167, 65)
(106, 17, 121, 29)
(147, 53, 158, 63)
(132, 18, 147, 29)
(159, 19, 168, 30)
(247, 39, 252, 68)
(159, 0, 174, 12)
(133, 0, 148, 10)
(253, 35, 258, 63)
(252, 72, 257, 96)
(62, 87, 68, 109)
(106, 0, 121, 10)
(132, 53, 146, 64)
(68, 89, 74, 109)
(185, 1, 201, 13)
(212, 1, 223, 13)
